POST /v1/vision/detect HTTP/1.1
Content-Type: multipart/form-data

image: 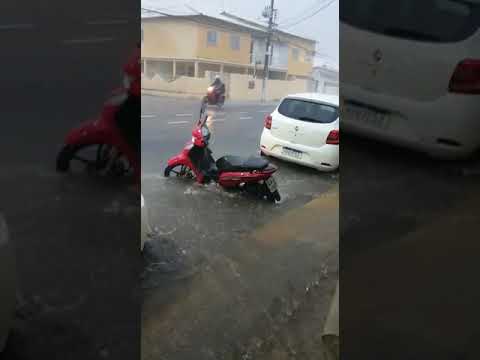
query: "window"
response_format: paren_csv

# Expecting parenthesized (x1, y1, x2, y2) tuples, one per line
(230, 34, 240, 50)
(207, 30, 218, 46)
(341, 0, 480, 43)
(278, 98, 339, 124)
(292, 48, 300, 61)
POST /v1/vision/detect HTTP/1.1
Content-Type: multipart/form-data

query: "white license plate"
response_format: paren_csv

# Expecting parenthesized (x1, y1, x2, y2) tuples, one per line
(282, 147, 303, 160)
(265, 177, 278, 192)
(344, 104, 391, 130)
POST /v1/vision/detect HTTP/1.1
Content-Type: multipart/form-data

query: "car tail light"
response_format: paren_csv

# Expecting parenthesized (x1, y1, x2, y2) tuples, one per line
(264, 115, 272, 129)
(326, 129, 339, 145)
(449, 59, 480, 94)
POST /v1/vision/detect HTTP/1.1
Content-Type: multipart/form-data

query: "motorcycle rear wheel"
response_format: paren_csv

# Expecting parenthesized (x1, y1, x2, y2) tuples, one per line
(266, 189, 281, 202)
(244, 182, 281, 202)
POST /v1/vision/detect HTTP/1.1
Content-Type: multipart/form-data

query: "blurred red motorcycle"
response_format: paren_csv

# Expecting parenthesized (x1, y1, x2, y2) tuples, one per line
(56, 47, 140, 181)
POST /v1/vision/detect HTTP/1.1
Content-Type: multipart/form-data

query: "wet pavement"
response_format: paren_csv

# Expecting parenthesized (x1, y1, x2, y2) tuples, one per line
(341, 133, 480, 358)
(1, 13, 140, 358)
(141, 95, 339, 360)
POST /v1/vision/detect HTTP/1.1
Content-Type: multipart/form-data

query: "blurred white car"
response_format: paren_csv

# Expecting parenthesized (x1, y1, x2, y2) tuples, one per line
(0, 215, 16, 352)
(323, 281, 339, 360)
(260, 93, 339, 171)
(341, 0, 480, 158)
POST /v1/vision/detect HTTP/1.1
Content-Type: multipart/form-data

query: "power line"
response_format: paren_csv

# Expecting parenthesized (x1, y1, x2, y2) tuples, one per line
(278, 0, 330, 27)
(281, 0, 336, 29)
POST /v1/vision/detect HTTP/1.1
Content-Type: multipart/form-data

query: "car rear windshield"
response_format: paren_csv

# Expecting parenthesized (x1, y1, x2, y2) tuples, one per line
(278, 98, 339, 124)
(341, 0, 480, 43)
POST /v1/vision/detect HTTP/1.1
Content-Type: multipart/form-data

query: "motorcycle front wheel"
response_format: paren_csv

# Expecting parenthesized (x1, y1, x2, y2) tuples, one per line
(56, 144, 130, 176)
(164, 164, 196, 180)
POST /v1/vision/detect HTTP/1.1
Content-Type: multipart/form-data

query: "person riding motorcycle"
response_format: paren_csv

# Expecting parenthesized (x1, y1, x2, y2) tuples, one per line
(210, 75, 225, 97)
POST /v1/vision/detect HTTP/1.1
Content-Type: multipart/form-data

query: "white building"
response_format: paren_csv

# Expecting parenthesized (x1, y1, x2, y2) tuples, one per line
(312, 64, 339, 94)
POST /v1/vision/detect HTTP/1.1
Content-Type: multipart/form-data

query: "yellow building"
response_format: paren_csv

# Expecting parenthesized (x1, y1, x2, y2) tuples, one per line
(141, 12, 316, 81)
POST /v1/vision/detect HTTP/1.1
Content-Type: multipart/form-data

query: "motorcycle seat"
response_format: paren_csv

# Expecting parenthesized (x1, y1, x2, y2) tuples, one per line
(216, 155, 269, 172)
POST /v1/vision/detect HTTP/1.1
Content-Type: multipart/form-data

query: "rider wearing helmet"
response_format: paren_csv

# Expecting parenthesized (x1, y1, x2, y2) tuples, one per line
(211, 75, 225, 95)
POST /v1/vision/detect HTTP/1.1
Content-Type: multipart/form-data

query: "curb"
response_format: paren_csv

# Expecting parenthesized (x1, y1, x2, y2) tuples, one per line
(253, 184, 339, 246)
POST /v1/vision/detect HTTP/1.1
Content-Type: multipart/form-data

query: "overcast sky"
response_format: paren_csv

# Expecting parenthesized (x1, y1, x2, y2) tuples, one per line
(143, 0, 339, 68)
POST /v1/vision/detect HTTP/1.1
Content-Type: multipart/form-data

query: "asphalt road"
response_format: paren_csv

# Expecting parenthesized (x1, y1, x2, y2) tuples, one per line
(141, 95, 339, 360)
(341, 132, 480, 358)
(1, 6, 140, 359)
(341, 133, 480, 260)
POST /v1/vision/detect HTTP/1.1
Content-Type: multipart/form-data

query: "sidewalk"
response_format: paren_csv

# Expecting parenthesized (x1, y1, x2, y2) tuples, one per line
(142, 187, 339, 360)
(344, 190, 480, 359)
(141, 88, 279, 106)
(253, 184, 338, 247)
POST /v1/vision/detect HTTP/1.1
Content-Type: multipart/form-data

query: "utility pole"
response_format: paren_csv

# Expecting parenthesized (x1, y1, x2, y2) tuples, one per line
(261, 0, 276, 103)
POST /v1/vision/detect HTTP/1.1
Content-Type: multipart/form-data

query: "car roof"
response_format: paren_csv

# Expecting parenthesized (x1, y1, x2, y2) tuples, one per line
(284, 93, 339, 106)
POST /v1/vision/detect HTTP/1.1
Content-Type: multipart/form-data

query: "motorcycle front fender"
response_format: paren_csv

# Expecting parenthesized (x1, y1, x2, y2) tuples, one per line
(64, 118, 108, 146)
(167, 152, 191, 168)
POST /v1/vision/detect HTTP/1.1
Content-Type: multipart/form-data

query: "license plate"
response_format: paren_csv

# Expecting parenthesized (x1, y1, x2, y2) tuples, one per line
(344, 103, 391, 130)
(282, 147, 303, 160)
(265, 177, 278, 192)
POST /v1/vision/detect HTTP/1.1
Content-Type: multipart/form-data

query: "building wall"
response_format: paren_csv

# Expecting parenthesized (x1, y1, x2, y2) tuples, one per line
(142, 75, 210, 96)
(251, 38, 289, 70)
(141, 72, 309, 101)
(286, 38, 315, 77)
(196, 24, 251, 65)
(288, 47, 314, 77)
(222, 73, 309, 101)
(141, 19, 199, 59)
(141, 17, 316, 79)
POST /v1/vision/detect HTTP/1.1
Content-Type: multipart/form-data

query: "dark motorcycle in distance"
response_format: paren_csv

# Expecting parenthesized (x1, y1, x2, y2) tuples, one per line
(203, 85, 225, 108)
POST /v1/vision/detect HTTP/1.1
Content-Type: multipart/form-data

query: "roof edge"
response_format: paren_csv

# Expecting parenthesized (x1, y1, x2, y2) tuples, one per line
(141, 12, 316, 44)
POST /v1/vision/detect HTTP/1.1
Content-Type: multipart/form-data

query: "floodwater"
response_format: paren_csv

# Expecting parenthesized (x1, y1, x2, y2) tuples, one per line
(141, 159, 339, 360)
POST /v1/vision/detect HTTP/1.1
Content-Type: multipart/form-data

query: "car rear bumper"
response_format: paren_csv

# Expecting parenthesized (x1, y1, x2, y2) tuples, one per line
(342, 84, 480, 159)
(260, 130, 339, 171)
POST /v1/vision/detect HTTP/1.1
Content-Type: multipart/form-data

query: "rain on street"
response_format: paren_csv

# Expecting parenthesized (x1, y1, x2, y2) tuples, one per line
(141, 95, 339, 360)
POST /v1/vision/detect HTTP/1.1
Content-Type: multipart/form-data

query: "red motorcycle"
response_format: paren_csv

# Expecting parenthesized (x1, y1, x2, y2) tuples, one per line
(164, 111, 281, 202)
(56, 47, 140, 181)
(203, 85, 225, 108)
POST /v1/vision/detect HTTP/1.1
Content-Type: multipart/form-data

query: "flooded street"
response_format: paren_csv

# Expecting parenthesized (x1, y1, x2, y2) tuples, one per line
(141, 96, 339, 359)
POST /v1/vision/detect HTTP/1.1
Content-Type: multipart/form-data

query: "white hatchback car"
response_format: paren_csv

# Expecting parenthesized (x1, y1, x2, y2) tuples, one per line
(0, 215, 16, 352)
(260, 93, 339, 171)
(341, 0, 480, 158)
